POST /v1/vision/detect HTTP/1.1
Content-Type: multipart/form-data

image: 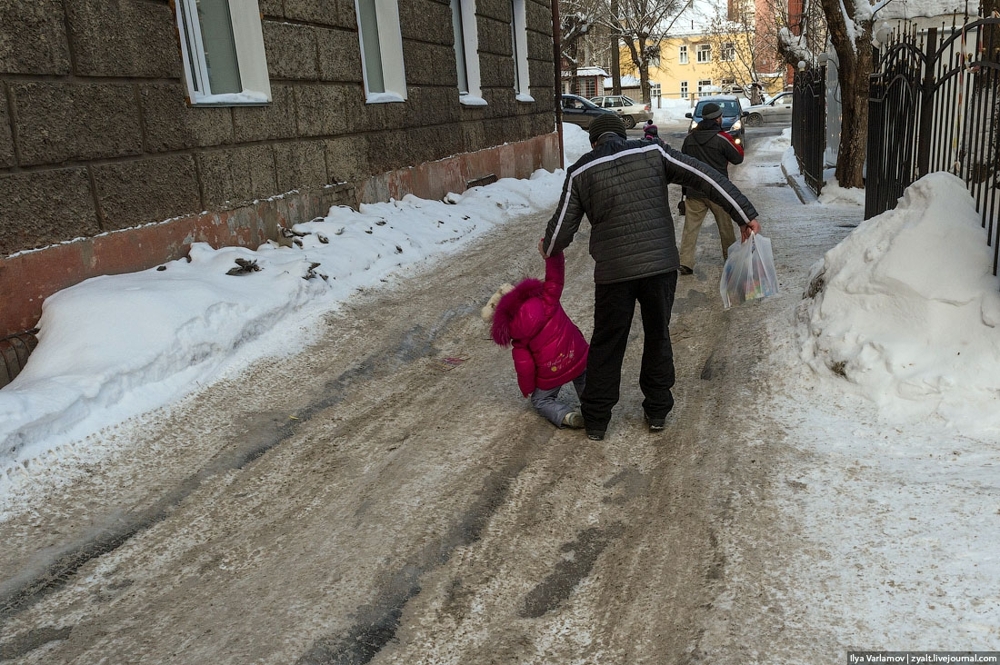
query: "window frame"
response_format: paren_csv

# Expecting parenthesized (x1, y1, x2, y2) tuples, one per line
(357, 0, 407, 103)
(678, 45, 689, 65)
(452, 0, 485, 106)
(722, 41, 736, 61)
(175, 0, 272, 106)
(511, 0, 533, 102)
(696, 44, 711, 63)
(680, 81, 689, 99)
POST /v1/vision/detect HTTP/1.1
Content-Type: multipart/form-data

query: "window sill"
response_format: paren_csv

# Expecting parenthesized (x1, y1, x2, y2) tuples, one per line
(515, 93, 535, 103)
(189, 90, 271, 106)
(459, 94, 488, 107)
(366, 91, 407, 104)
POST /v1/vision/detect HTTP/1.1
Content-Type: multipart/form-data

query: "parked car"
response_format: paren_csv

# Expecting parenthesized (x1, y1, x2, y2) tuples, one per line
(560, 94, 616, 130)
(685, 95, 748, 146)
(588, 95, 653, 129)
(743, 92, 793, 126)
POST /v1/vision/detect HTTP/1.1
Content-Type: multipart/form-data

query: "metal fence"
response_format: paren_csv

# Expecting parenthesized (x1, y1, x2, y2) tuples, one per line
(867, 15, 1000, 273)
(791, 65, 827, 195)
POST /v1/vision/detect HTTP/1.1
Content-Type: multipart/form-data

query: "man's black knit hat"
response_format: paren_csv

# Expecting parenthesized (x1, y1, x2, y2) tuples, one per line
(701, 102, 724, 120)
(588, 113, 627, 143)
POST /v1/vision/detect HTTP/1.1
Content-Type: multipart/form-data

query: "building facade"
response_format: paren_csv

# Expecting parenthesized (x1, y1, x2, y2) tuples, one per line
(0, 0, 559, 343)
(649, 31, 785, 103)
(615, 0, 786, 104)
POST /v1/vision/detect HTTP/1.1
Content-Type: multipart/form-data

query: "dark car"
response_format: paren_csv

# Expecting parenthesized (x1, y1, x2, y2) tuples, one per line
(560, 94, 616, 130)
(685, 95, 748, 147)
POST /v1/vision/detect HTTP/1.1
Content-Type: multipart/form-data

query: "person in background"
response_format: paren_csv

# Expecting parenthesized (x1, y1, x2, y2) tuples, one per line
(677, 102, 746, 275)
(541, 113, 760, 441)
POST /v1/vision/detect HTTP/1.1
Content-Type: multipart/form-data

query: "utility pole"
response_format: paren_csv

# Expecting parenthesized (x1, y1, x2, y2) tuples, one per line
(611, 0, 622, 94)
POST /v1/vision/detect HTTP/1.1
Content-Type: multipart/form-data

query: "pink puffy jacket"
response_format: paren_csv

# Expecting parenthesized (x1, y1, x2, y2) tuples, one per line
(490, 253, 589, 396)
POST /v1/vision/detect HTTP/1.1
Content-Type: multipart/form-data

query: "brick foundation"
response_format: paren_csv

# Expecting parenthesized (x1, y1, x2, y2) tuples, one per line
(0, 133, 560, 340)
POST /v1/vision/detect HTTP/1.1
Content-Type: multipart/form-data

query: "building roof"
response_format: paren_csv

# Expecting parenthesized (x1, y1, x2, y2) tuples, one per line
(603, 75, 640, 88)
(566, 66, 609, 77)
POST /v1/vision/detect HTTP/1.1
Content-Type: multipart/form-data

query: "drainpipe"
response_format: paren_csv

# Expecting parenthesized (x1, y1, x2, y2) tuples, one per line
(552, 0, 564, 168)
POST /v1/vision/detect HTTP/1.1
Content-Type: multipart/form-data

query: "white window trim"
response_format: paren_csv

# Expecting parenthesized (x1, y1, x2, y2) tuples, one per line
(175, 0, 272, 106)
(511, 0, 533, 102)
(453, 0, 484, 106)
(679, 45, 688, 64)
(696, 44, 712, 63)
(357, 0, 407, 103)
(680, 80, 689, 99)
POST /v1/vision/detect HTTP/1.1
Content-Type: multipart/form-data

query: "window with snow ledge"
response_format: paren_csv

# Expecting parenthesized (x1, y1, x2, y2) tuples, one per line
(175, 0, 271, 106)
(357, 0, 407, 103)
(511, 0, 532, 102)
(452, 0, 485, 106)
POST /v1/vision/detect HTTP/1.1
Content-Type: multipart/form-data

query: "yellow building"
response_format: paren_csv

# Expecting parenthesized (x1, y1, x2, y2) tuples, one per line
(616, 0, 787, 107)
(625, 32, 785, 105)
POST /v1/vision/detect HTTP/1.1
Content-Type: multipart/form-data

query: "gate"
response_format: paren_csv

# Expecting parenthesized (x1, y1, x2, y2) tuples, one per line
(792, 65, 827, 195)
(867, 16, 1000, 272)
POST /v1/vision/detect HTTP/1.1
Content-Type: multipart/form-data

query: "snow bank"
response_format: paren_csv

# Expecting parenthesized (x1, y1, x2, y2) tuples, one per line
(0, 168, 564, 475)
(798, 172, 1000, 431)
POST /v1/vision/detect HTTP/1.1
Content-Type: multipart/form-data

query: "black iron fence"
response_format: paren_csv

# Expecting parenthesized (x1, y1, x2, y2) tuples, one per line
(791, 65, 827, 195)
(867, 15, 1000, 273)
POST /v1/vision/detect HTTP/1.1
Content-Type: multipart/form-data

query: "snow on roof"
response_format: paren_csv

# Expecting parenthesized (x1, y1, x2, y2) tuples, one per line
(877, 0, 967, 19)
(602, 75, 641, 87)
(571, 66, 609, 77)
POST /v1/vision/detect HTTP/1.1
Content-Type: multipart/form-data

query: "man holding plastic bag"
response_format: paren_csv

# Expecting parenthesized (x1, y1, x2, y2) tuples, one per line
(678, 102, 746, 275)
(541, 113, 761, 441)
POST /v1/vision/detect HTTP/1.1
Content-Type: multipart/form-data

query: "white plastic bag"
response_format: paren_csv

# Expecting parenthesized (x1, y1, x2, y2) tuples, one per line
(720, 232, 778, 309)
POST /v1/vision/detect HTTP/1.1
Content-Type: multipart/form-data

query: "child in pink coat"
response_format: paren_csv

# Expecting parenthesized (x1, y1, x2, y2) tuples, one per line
(481, 252, 588, 429)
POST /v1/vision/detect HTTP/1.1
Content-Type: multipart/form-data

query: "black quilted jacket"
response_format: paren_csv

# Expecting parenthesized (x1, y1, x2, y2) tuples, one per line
(542, 134, 758, 284)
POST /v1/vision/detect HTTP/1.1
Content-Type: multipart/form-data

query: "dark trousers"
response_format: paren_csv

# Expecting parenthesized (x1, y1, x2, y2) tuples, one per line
(581, 270, 678, 432)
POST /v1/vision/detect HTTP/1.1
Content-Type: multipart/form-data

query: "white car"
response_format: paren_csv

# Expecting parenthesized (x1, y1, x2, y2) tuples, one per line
(589, 95, 653, 129)
(743, 92, 793, 126)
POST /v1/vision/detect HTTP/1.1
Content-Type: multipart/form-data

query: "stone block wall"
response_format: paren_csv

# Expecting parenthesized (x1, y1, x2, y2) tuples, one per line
(0, 0, 559, 341)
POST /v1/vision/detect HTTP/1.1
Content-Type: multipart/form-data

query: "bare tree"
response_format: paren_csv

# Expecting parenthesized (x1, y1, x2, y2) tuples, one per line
(975, 0, 999, 188)
(776, 0, 828, 68)
(560, 0, 618, 94)
(704, 0, 786, 95)
(813, 0, 888, 188)
(561, 1, 597, 93)
(594, 0, 691, 103)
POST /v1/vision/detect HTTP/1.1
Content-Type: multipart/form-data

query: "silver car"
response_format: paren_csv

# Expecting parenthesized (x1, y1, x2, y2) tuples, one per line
(743, 92, 793, 126)
(589, 95, 653, 129)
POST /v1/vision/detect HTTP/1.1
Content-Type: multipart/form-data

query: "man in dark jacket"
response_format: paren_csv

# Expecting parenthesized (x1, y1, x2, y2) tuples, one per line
(541, 113, 760, 440)
(678, 102, 747, 274)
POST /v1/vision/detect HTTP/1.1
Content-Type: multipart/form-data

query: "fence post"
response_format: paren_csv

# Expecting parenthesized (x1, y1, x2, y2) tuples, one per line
(917, 27, 938, 177)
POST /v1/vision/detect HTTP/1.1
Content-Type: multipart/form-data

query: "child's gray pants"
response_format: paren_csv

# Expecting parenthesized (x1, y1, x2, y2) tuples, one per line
(530, 371, 587, 427)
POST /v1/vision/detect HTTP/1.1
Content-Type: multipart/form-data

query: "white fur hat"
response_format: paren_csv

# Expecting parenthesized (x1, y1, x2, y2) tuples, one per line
(481, 283, 515, 322)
